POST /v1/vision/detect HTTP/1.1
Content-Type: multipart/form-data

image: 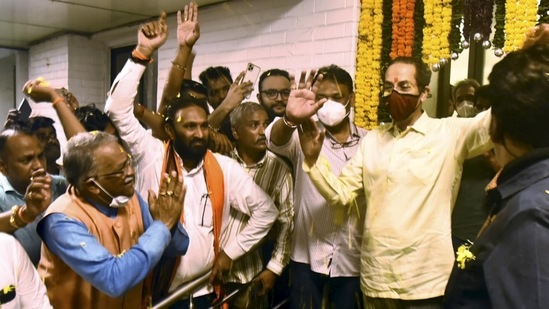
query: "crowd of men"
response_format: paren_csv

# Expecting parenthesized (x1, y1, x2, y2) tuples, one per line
(1, 2, 549, 309)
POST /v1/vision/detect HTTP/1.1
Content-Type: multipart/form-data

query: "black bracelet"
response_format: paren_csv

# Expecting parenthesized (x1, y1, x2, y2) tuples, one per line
(129, 54, 151, 66)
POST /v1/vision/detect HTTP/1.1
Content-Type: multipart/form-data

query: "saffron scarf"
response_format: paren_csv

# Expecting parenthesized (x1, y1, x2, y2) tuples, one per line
(146, 141, 225, 306)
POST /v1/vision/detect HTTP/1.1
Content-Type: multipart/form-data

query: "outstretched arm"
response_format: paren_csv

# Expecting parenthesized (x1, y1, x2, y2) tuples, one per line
(22, 79, 86, 139)
(158, 2, 200, 115)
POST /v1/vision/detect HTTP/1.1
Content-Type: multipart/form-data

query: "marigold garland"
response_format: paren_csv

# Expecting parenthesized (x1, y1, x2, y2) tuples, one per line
(504, 0, 538, 53)
(381, 0, 393, 67)
(355, 0, 383, 129)
(493, 0, 506, 50)
(449, 0, 463, 54)
(422, 0, 452, 66)
(412, 0, 425, 61)
(390, 0, 415, 58)
(478, 0, 495, 40)
(538, 0, 549, 24)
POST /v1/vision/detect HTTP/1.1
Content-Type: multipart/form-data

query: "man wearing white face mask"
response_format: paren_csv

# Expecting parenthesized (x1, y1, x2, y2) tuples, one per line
(266, 64, 367, 309)
(452, 79, 480, 118)
(451, 82, 498, 253)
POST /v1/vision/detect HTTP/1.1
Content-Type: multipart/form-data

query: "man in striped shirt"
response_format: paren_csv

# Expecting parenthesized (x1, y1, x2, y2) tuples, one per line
(225, 102, 294, 308)
(266, 65, 367, 309)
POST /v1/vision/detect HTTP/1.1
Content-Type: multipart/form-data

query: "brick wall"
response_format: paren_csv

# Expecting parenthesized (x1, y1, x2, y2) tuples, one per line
(23, 0, 361, 149)
(28, 34, 107, 154)
(157, 0, 361, 104)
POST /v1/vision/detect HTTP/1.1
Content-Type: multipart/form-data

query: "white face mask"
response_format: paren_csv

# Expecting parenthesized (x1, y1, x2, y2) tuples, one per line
(91, 179, 130, 208)
(456, 100, 477, 118)
(317, 99, 350, 127)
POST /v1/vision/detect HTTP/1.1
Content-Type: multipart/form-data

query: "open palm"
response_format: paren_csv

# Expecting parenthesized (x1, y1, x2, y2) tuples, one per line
(285, 69, 326, 123)
(177, 2, 200, 48)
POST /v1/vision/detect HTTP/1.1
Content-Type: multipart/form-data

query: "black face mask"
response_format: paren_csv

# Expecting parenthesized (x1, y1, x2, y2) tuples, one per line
(383, 90, 421, 122)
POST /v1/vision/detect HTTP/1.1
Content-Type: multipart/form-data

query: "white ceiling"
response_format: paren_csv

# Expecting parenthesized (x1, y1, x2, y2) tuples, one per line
(0, 0, 227, 49)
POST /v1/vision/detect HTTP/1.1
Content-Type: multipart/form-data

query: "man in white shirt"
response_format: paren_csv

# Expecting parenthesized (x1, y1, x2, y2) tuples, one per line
(104, 11, 278, 308)
(266, 65, 367, 309)
(0, 233, 51, 309)
(289, 57, 492, 308)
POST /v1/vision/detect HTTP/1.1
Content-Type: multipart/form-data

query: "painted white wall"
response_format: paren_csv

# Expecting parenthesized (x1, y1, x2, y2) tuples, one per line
(0, 54, 16, 120)
(158, 0, 361, 105)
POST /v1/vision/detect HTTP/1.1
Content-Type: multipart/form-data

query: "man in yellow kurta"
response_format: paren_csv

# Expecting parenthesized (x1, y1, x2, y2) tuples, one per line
(282, 57, 492, 308)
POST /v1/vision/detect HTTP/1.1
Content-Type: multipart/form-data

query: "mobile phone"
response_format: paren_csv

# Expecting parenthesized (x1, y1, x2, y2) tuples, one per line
(242, 63, 261, 85)
(17, 98, 32, 122)
(241, 63, 261, 99)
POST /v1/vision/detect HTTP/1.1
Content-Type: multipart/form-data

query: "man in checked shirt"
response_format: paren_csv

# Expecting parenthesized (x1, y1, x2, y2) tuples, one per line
(227, 102, 294, 309)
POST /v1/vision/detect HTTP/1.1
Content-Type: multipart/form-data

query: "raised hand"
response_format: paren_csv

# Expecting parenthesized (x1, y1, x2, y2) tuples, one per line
(222, 71, 253, 110)
(177, 2, 200, 49)
(3, 109, 21, 129)
(298, 118, 325, 167)
(285, 69, 327, 124)
(136, 12, 169, 58)
(22, 79, 57, 103)
(148, 171, 185, 229)
(22, 168, 52, 222)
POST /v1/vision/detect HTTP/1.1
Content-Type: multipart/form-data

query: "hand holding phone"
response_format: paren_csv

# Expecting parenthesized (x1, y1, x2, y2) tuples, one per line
(241, 63, 261, 99)
(241, 63, 261, 86)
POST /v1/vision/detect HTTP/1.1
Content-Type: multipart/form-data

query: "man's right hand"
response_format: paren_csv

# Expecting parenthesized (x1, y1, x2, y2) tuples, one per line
(218, 72, 253, 111)
(208, 130, 233, 155)
(22, 79, 59, 103)
(136, 12, 169, 59)
(148, 171, 185, 229)
(22, 168, 52, 222)
(285, 69, 327, 124)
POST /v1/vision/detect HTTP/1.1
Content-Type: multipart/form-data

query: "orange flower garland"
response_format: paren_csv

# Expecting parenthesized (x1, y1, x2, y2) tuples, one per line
(390, 0, 415, 58)
(355, 0, 383, 129)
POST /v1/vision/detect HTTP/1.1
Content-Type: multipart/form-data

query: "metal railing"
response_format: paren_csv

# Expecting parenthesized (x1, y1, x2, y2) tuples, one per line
(152, 272, 289, 309)
(152, 271, 211, 309)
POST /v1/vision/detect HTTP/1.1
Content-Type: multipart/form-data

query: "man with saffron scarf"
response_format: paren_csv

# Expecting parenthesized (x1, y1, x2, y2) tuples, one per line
(104, 4, 278, 308)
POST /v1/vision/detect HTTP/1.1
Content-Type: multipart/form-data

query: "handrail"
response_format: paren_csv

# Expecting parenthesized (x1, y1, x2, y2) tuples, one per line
(208, 279, 261, 309)
(152, 271, 211, 309)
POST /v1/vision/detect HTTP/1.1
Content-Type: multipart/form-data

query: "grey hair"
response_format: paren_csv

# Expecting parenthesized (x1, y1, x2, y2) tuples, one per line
(229, 102, 267, 129)
(63, 131, 119, 186)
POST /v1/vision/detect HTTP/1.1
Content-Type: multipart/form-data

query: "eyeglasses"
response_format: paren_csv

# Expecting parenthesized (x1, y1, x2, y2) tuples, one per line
(93, 155, 133, 179)
(261, 89, 291, 100)
(329, 135, 360, 149)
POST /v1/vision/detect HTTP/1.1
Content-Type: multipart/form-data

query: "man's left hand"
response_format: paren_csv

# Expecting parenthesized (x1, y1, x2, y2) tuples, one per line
(210, 250, 233, 284)
(256, 269, 277, 296)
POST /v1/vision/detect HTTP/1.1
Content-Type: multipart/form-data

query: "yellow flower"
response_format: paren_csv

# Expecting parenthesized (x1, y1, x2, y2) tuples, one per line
(456, 243, 476, 269)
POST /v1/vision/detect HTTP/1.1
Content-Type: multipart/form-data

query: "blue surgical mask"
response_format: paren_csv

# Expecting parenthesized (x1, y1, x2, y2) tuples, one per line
(91, 179, 130, 208)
